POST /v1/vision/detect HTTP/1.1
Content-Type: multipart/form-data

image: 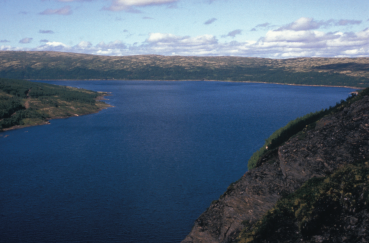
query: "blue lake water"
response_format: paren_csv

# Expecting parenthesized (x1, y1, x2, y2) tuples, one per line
(0, 81, 354, 242)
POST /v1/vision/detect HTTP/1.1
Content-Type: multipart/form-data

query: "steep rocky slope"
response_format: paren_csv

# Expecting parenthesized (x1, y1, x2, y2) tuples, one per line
(182, 92, 369, 243)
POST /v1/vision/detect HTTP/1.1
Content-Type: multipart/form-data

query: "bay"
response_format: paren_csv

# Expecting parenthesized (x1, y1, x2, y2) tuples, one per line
(0, 81, 354, 242)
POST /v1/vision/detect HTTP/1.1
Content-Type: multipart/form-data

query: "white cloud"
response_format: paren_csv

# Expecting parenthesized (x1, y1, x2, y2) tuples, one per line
(57, 0, 92, 2)
(138, 29, 369, 57)
(39, 30, 55, 34)
(253, 28, 369, 58)
(135, 33, 223, 56)
(278, 17, 362, 31)
(278, 17, 321, 31)
(146, 33, 177, 42)
(27, 34, 220, 56)
(97, 40, 127, 49)
(256, 23, 271, 28)
(5, 17, 369, 58)
(11, 28, 369, 57)
(251, 22, 274, 31)
(0, 45, 22, 51)
(95, 41, 128, 55)
(104, 0, 178, 12)
(36, 41, 70, 51)
(76, 41, 92, 49)
(40, 6, 72, 15)
(262, 30, 339, 43)
(204, 18, 217, 25)
(19, 38, 33, 44)
(336, 19, 362, 26)
(45, 41, 68, 47)
(115, 0, 176, 6)
(222, 29, 242, 38)
(33, 40, 128, 56)
(146, 33, 217, 47)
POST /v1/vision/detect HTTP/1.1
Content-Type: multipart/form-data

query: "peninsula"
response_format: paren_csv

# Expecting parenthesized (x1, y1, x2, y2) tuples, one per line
(0, 78, 111, 131)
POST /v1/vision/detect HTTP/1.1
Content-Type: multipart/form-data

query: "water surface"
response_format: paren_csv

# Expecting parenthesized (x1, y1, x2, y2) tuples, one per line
(0, 81, 354, 242)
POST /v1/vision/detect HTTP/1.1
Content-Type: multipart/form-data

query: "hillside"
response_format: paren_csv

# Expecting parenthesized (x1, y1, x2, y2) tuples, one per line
(0, 78, 110, 131)
(182, 88, 369, 242)
(0, 51, 369, 87)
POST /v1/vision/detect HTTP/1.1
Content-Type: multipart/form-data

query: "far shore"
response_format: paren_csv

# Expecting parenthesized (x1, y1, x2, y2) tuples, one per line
(28, 79, 364, 90)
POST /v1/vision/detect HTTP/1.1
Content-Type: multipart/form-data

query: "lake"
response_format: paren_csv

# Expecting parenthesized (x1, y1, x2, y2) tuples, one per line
(0, 81, 354, 242)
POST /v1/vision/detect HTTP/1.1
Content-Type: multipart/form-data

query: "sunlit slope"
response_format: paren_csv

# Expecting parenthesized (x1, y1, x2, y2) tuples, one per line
(0, 51, 369, 87)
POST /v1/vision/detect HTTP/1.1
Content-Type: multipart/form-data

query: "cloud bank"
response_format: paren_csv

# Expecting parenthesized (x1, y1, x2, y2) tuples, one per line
(2, 17, 368, 58)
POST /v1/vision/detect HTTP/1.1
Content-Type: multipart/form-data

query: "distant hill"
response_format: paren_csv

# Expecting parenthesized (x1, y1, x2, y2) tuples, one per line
(1, 51, 369, 87)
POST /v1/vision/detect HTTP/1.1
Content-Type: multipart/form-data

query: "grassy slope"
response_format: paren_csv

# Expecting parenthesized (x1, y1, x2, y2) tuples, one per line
(0, 78, 110, 131)
(1, 51, 369, 87)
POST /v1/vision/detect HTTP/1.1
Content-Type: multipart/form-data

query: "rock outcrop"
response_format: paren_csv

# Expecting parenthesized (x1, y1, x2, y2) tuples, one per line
(182, 95, 369, 243)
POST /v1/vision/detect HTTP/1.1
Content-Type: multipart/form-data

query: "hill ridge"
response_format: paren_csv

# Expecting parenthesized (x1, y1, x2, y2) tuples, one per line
(1, 51, 369, 87)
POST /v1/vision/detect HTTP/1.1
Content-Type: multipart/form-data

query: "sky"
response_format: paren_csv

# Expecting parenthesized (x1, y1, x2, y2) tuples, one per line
(0, 0, 369, 58)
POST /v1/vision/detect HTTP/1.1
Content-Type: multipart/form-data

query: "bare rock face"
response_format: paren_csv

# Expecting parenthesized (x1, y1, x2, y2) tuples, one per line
(182, 96, 369, 243)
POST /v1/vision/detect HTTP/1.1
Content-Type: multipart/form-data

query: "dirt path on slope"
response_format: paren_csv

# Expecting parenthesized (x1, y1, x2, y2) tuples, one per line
(24, 88, 31, 109)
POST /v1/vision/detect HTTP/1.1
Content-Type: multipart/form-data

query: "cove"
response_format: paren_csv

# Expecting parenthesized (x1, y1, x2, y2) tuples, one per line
(0, 80, 355, 243)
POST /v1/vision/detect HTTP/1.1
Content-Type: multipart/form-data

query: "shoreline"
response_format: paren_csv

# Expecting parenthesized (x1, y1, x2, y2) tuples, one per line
(29, 79, 364, 90)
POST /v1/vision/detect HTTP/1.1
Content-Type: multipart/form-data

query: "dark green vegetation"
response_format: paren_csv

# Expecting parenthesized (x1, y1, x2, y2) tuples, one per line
(0, 78, 109, 131)
(247, 88, 369, 170)
(1, 51, 369, 87)
(238, 161, 369, 243)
